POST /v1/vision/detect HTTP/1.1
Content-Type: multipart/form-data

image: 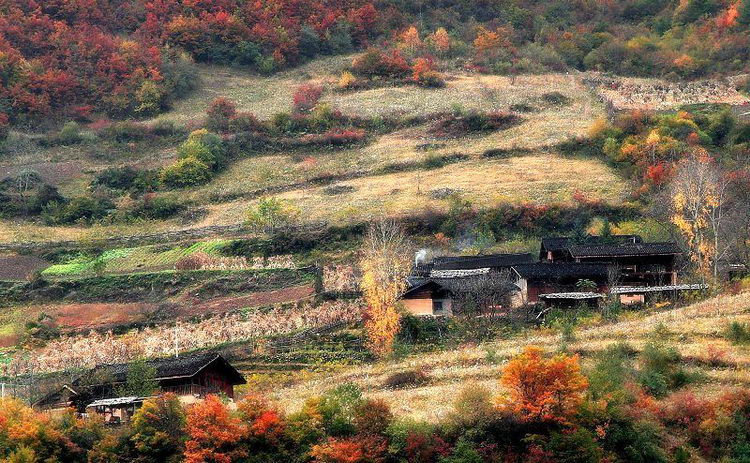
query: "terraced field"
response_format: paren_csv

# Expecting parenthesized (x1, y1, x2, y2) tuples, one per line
(41, 239, 233, 277)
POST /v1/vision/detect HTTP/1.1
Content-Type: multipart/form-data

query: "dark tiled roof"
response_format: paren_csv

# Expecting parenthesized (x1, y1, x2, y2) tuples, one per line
(512, 263, 609, 279)
(569, 242, 681, 258)
(432, 253, 534, 270)
(541, 235, 642, 252)
(402, 275, 518, 298)
(76, 352, 246, 386)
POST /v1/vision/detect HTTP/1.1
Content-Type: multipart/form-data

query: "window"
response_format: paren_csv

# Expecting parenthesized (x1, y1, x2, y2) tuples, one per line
(432, 300, 443, 313)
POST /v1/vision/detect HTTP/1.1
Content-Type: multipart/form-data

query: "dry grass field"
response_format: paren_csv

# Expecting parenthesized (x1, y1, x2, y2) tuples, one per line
(151, 55, 354, 123)
(201, 153, 628, 226)
(269, 291, 750, 422)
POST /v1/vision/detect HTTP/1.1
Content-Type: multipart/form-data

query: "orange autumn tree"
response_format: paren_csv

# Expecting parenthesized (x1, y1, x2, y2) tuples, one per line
(359, 221, 411, 358)
(310, 435, 388, 463)
(499, 346, 588, 424)
(427, 28, 451, 55)
(398, 25, 422, 54)
(184, 395, 248, 463)
(473, 26, 514, 60)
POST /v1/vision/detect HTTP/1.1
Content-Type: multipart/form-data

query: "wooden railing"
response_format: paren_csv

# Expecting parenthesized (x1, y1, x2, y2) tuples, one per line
(161, 384, 221, 398)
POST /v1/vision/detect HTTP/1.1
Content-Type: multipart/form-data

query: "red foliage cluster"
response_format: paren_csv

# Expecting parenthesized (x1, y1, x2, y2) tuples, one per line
(0, 0, 378, 122)
(311, 435, 388, 463)
(293, 84, 325, 114)
(404, 432, 451, 463)
(351, 48, 411, 78)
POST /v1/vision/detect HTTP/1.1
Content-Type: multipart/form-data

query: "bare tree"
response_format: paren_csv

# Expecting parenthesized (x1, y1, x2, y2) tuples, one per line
(451, 270, 517, 338)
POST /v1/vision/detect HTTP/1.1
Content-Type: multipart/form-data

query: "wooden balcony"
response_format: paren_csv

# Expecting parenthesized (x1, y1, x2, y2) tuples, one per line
(161, 384, 222, 398)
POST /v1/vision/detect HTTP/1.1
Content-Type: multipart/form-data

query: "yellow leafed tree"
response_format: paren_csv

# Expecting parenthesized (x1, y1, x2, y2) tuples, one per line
(360, 221, 411, 358)
(670, 149, 725, 280)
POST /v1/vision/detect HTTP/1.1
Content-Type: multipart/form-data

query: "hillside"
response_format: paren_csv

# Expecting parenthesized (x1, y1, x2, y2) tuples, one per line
(0, 64, 629, 244)
(271, 291, 750, 421)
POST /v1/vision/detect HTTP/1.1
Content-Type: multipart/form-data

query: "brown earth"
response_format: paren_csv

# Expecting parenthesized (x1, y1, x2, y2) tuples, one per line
(0, 334, 19, 348)
(0, 254, 50, 280)
(10, 284, 316, 340)
(177, 284, 316, 317)
(41, 302, 158, 330)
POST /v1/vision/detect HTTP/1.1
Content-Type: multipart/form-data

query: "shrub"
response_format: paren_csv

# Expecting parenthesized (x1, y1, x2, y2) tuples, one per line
(338, 71, 357, 89)
(430, 111, 522, 137)
(440, 439, 483, 463)
(353, 399, 393, 436)
(178, 138, 218, 169)
(735, 123, 750, 144)
(246, 197, 301, 233)
(150, 119, 182, 137)
(383, 368, 430, 389)
(519, 43, 567, 72)
(411, 57, 445, 88)
(160, 157, 212, 188)
(130, 393, 186, 461)
(318, 383, 364, 436)
(293, 84, 324, 114)
(310, 436, 387, 463)
(587, 342, 636, 403)
(58, 121, 85, 145)
(449, 383, 495, 429)
(93, 166, 139, 190)
(44, 196, 113, 224)
(351, 48, 410, 78)
(178, 129, 226, 169)
(300, 128, 366, 146)
(184, 395, 247, 463)
(547, 428, 604, 463)
(137, 194, 185, 219)
(415, 70, 446, 88)
(638, 342, 691, 397)
(135, 80, 167, 116)
(725, 321, 750, 344)
(229, 112, 263, 133)
(541, 91, 571, 106)
(0, 112, 9, 143)
(100, 121, 148, 143)
(206, 97, 237, 132)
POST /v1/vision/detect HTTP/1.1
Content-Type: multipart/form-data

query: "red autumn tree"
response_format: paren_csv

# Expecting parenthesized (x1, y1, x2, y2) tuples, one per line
(499, 346, 588, 424)
(236, 394, 286, 449)
(184, 395, 248, 463)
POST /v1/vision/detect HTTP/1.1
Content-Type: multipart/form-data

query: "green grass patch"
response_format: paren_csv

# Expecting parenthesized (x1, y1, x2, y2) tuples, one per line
(42, 240, 233, 276)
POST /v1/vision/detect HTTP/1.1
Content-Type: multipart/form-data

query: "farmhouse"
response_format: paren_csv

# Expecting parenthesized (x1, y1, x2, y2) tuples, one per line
(403, 252, 533, 316)
(36, 352, 246, 423)
(400, 236, 699, 315)
(511, 263, 610, 305)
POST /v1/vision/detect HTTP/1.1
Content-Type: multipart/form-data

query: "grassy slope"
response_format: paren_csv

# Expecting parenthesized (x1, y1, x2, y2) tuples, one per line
(269, 292, 750, 422)
(0, 60, 628, 243)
